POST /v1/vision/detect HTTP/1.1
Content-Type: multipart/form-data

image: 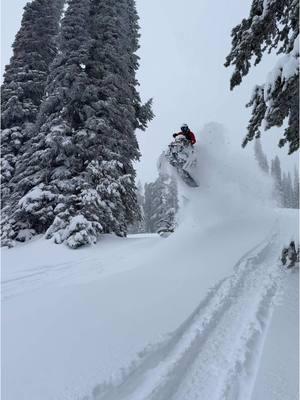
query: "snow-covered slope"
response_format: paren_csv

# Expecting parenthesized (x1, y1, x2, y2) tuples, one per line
(2, 124, 298, 400)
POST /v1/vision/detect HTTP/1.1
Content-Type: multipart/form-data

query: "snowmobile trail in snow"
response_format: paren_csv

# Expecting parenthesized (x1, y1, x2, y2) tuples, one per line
(87, 233, 282, 400)
(2, 234, 161, 301)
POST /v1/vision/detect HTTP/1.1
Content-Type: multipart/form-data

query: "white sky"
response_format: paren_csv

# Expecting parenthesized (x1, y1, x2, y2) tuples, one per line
(1, 0, 298, 183)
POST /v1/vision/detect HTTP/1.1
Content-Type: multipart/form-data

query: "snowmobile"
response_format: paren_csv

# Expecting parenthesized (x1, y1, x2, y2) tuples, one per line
(165, 135, 199, 187)
(281, 241, 299, 268)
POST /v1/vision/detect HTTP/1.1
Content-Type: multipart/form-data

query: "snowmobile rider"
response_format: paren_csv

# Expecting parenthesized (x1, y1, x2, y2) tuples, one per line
(173, 124, 196, 145)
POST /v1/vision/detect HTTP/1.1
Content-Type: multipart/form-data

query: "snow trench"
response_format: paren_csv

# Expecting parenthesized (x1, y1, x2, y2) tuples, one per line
(83, 232, 283, 400)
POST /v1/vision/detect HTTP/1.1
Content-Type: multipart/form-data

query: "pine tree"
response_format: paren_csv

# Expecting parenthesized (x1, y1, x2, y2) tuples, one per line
(159, 175, 179, 235)
(3, 0, 153, 248)
(281, 172, 294, 208)
(286, 172, 294, 208)
(225, 0, 299, 154)
(151, 177, 167, 233)
(126, 0, 154, 130)
(128, 181, 145, 234)
(292, 166, 299, 208)
(155, 175, 178, 235)
(1, 0, 65, 201)
(2, 0, 93, 246)
(254, 138, 269, 173)
(270, 156, 283, 206)
(281, 172, 288, 207)
(143, 174, 178, 234)
(144, 182, 156, 233)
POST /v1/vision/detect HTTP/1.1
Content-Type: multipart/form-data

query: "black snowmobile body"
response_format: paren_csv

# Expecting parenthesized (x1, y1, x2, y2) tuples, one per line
(281, 241, 299, 268)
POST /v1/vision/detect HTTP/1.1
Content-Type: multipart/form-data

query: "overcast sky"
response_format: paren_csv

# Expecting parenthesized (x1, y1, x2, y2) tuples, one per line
(1, 0, 298, 183)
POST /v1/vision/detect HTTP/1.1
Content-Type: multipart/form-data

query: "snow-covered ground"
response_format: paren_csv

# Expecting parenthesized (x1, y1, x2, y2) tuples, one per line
(2, 125, 299, 400)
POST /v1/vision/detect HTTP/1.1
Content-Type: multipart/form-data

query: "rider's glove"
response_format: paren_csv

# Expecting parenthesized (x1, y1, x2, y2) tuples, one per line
(173, 133, 177, 138)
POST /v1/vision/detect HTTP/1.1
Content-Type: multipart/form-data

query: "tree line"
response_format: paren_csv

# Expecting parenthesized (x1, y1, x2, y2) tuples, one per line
(254, 138, 299, 209)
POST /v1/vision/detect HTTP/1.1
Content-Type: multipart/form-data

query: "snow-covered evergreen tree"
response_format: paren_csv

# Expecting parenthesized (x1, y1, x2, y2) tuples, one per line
(143, 174, 178, 235)
(156, 175, 178, 236)
(254, 138, 269, 173)
(287, 172, 294, 208)
(225, 0, 299, 154)
(270, 156, 283, 206)
(3, 0, 153, 248)
(150, 177, 167, 234)
(282, 172, 294, 208)
(143, 182, 156, 233)
(128, 181, 145, 234)
(2, 0, 93, 246)
(281, 173, 289, 207)
(292, 166, 299, 208)
(271, 159, 299, 209)
(1, 0, 65, 204)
